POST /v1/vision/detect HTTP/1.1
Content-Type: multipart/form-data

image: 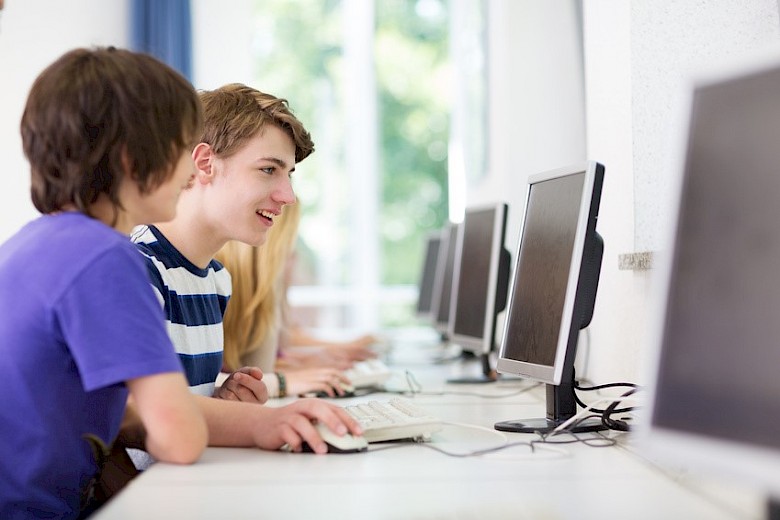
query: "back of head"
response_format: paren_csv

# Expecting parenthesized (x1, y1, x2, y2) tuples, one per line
(198, 83, 314, 163)
(21, 46, 203, 217)
(218, 200, 302, 371)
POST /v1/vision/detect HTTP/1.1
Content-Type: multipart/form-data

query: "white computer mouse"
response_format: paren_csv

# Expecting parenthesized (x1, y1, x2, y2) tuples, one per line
(301, 423, 368, 454)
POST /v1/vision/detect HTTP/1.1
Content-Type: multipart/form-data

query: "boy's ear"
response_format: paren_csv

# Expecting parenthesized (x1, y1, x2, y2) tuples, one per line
(191, 143, 215, 183)
(120, 146, 136, 180)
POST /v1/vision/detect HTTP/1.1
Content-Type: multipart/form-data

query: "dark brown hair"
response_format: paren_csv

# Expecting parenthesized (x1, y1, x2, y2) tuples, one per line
(198, 83, 314, 163)
(21, 46, 203, 217)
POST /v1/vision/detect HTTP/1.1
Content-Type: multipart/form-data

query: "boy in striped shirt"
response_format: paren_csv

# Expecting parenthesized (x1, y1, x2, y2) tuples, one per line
(131, 83, 361, 459)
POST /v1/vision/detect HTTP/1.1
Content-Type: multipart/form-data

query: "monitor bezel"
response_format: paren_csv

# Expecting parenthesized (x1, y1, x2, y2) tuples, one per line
(415, 229, 444, 321)
(447, 202, 508, 355)
(641, 46, 780, 496)
(496, 161, 601, 385)
(431, 223, 458, 335)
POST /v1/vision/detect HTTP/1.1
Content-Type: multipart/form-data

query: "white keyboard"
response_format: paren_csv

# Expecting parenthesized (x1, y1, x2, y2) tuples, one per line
(344, 397, 443, 443)
(343, 359, 393, 389)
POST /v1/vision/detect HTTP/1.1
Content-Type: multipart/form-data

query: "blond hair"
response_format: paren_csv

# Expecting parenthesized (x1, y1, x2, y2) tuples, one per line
(217, 200, 302, 372)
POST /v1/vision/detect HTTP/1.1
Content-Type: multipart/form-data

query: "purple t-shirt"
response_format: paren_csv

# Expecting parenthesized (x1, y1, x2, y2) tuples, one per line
(0, 213, 183, 519)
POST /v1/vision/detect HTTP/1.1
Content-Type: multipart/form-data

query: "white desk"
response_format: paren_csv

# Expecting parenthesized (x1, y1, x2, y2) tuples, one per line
(94, 347, 766, 520)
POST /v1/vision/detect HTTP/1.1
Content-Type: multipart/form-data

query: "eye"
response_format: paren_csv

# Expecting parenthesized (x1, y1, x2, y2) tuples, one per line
(259, 166, 275, 175)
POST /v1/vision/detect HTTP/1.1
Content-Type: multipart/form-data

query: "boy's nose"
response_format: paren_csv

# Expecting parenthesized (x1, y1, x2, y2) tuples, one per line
(273, 176, 296, 205)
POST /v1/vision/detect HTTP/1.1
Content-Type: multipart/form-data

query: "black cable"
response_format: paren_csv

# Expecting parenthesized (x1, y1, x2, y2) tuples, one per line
(534, 429, 617, 449)
(573, 392, 635, 415)
(600, 388, 638, 431)
(574, 380, 641, 391)
(573, 381, 640, 415)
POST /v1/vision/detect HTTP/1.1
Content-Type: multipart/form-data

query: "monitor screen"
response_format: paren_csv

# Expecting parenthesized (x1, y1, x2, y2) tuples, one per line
(415, 231, 443, 320)
(432, 223, 459, 336)
(646, 54, 780, 496)
(449, 203, 509, 356)
(496, 161, 604, 433)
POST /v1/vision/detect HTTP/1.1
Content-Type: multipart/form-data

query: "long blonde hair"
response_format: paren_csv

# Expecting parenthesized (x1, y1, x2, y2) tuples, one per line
(217, 200, 301, 371)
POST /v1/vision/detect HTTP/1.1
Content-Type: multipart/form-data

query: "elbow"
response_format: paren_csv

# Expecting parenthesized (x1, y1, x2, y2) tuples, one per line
(148, 417, 208, 465)
(163, 443, 206, 465)
(164, 435, 207, 465)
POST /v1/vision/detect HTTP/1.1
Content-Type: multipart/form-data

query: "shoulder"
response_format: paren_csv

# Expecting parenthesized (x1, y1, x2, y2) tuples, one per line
(131, 225, 172, 266)
(11, 214, 147, 297)
(208, 259, 231, 284)
(130, 225, 194, 286)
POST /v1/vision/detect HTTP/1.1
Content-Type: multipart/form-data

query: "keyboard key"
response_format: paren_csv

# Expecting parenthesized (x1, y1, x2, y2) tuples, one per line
(344, 397, 442, 443)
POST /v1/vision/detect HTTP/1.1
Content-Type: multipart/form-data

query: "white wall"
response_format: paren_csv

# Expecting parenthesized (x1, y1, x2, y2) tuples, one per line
(480, 0, 586, 251)
(0, 0, 130, 243)
(190, 0, 254, 91)
(479, 0, 780, 386)
(581, 1, 646, 385)
(631, 0, 780, 252)
(0, 0, 258, 243)
(585, 0, 778, 385)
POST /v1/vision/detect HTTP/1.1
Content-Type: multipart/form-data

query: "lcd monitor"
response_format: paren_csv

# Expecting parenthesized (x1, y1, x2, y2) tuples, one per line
(431, 223, 459, 340)
(415, 230, 443, 322)
(447, 202, 511, 382)
(644, 51, 780, 508)
(495, 161, 605, 433)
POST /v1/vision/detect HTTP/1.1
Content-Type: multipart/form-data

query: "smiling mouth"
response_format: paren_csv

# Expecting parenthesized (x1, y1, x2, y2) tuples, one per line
(257, 210, 275, 224)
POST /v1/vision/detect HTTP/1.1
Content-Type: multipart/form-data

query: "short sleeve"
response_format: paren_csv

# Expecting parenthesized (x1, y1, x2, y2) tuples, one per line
(55, 244, 183, 391)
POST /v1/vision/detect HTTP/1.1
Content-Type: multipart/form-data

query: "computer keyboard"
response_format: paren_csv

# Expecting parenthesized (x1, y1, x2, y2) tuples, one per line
(344, 397, 443, 443)
(343, 359, 393, 389)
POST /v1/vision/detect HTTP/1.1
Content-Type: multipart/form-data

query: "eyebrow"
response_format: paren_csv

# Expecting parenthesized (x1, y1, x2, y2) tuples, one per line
(258, 156, 295, 173)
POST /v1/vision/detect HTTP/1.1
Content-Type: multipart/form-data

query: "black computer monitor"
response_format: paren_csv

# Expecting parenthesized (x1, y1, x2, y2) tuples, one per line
(415, 230, 443, 322)
(447, 203, 511, 382)
(495, 161, 605, 434)
(645, 53, 780, 510)
(431, 223, 459, 340)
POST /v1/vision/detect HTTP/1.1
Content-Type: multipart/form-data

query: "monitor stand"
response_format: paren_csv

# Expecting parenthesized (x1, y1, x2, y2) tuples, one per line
(445, 352, 498, 384)
(494, 377, 606, 434)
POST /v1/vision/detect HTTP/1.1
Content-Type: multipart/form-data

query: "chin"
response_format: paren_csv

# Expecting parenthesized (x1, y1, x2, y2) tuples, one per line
(241, 231, 268, 248)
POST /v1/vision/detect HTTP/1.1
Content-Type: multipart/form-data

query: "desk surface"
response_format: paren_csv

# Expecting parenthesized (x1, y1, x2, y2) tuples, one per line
(94, 342, 766, 520)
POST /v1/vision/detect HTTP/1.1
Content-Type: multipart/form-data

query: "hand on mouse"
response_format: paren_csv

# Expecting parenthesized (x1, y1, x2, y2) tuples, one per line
(253, 399, 363, 455)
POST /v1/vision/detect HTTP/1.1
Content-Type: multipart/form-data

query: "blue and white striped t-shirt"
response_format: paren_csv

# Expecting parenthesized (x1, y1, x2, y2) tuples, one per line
(131, 225, 232, 396)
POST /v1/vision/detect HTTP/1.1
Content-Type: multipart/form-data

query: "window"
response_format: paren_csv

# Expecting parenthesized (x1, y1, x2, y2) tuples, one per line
(250, 0, 485, 332)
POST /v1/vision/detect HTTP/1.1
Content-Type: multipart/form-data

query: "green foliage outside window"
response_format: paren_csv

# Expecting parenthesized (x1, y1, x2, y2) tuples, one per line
(251, 0, 451, 325)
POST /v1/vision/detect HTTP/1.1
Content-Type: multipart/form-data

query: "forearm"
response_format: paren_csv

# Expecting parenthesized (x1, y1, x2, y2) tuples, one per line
(143, 398, 207, 464)
(287, 326, 323, 347)
(128, 373, 208, 465)
(194, 394, 272, 446)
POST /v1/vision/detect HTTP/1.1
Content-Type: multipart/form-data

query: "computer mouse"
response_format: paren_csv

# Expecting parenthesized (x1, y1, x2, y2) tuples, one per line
(300, 423, 368, 454)
(308, 383, 356, 399)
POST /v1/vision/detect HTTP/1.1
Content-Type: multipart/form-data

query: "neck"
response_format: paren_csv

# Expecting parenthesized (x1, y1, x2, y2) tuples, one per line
(154, 206, 226, 270)
(86, 197, 133, 235)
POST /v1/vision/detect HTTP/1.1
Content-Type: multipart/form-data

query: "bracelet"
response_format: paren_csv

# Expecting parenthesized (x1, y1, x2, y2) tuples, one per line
(275, 372, 287, 398)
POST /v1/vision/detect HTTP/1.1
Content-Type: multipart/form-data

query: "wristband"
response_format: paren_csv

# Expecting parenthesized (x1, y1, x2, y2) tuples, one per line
(275, 372, 287, 398)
